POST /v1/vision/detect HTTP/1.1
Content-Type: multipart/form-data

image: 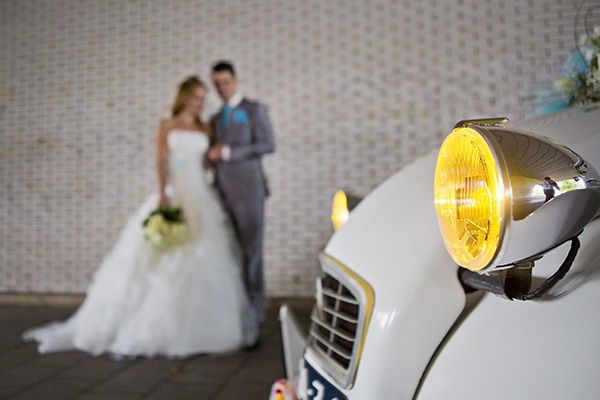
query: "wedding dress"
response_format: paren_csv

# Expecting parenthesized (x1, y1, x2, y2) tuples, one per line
(23, 130, 259, 357)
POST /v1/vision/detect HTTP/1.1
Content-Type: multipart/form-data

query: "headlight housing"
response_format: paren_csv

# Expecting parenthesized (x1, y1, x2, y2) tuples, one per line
(435, 118, 600, 273)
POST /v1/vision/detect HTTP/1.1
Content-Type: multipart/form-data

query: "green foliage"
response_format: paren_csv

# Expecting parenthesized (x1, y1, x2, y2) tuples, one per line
(142, 206, 185, 227)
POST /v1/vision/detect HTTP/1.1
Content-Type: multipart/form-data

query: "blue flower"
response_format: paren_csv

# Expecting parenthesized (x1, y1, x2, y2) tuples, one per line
(561, 44, 597, 85)
(233, 109, 249, 123)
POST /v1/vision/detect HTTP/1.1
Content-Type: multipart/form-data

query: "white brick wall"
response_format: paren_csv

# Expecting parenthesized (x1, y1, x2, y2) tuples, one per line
(1, 0, 597, 296)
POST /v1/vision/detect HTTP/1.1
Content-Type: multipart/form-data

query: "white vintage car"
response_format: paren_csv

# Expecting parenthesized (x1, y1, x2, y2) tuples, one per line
(280, 105, 600, 399)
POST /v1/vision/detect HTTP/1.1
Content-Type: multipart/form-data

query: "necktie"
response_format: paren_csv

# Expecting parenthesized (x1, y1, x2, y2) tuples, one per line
(222, 105, 232, 128)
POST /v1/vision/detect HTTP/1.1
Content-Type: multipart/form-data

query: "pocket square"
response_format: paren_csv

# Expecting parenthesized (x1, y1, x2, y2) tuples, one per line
(233, 109, 249, 123)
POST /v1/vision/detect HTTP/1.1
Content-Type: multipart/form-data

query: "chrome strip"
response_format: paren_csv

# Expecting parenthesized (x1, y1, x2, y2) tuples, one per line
(453, 117, 509, 129)
(321, 305, 359, 323)
(309, 326, 354, 359)
(322, 287, 359, 304)
(310, 314, 357, 342)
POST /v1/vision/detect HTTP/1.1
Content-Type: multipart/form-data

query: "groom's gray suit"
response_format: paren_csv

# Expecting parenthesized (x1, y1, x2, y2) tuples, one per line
(210, 97, 275, 324)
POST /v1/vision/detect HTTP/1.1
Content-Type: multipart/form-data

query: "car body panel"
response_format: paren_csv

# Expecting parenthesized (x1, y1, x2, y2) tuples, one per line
(321, 149, 466, 398)
(417, 218, 600, 399)
(285, 105, 600, 399)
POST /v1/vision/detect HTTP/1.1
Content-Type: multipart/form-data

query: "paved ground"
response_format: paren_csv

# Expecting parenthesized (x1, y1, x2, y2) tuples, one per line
(0, 297, 314, 400)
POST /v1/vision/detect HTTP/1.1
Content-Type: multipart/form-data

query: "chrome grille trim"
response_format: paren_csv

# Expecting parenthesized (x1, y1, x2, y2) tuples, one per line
(320, 305, 359, 323)
(306, 253, 374, 389)
(310, 313, 357, 342)
(309, 324, 354, 359)
(322, 287, 359, 304)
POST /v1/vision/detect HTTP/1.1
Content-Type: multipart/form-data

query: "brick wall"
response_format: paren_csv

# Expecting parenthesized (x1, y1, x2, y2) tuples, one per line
(0, 0, 595, 296)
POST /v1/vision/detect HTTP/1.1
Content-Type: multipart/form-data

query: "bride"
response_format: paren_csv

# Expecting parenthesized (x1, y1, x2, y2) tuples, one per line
(23, 76, 259, 357)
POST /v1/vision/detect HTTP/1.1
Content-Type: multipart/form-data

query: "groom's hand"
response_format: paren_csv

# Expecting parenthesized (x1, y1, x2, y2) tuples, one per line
(208, 143, 223, 161)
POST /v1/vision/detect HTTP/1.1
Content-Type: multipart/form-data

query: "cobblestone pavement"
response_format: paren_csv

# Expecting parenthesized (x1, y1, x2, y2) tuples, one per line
(0, 297, 314, 400)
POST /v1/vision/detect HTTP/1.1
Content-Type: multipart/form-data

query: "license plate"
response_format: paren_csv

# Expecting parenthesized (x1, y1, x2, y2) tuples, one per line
(303, 361, 347, 400)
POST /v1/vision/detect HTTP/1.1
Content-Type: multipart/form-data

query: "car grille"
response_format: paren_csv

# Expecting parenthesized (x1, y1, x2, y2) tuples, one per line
(309, 273, 359, 370)
(307, 254, 373, 389)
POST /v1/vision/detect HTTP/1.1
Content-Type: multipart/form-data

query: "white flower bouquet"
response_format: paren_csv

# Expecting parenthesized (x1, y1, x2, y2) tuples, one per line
(142, 206, 188, 251)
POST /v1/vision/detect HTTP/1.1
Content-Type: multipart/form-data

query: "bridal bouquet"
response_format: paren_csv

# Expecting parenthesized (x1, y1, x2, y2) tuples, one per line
(142, 206, 188, 251)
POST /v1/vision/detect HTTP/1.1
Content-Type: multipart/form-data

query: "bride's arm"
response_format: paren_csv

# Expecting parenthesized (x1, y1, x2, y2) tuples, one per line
(203, 129, 216, 184)
(156, 120, 170, 206)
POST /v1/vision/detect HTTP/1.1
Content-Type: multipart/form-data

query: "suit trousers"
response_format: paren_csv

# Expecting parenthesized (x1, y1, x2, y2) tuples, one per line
(219, 186, 266, 325)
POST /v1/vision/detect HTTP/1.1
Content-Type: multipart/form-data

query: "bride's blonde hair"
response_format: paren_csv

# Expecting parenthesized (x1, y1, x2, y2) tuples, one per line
(171, 76, 210, 133)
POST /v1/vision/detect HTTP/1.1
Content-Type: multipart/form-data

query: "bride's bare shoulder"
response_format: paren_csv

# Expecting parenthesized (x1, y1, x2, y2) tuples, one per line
(157, 118, 176, 138)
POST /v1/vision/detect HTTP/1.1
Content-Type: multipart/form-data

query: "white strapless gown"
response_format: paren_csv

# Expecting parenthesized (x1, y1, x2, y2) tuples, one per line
(23, 131, 259, 357)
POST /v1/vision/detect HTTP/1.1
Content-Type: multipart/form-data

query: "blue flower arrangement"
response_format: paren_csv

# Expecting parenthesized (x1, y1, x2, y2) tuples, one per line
(526, 4, 600, 116)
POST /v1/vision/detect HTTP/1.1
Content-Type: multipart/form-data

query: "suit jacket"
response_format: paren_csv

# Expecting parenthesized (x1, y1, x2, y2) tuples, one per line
(210, 98, 275, 203)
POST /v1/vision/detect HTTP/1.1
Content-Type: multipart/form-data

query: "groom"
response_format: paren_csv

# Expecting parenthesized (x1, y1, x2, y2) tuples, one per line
(207, 61, 275, 328)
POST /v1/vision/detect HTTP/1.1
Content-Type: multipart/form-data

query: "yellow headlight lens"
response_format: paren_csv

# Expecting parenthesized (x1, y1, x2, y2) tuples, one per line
(331, 190, 350, 231)
(434, 128, 504, 271)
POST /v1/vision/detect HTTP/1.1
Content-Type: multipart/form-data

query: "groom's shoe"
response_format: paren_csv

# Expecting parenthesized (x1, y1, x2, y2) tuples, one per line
(244, 336, 261, 352)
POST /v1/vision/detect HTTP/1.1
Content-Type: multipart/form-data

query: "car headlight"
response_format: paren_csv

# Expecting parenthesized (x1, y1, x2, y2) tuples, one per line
(331, 190, 363, 231)
(331, 190, 350, 231)
(434, 118, 600, 277)
(434, 125, 505, 271)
